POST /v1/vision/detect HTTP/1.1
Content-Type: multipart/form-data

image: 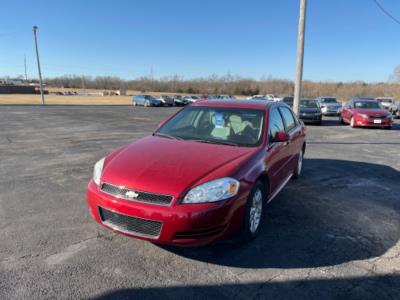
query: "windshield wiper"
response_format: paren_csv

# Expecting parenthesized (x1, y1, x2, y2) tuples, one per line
(153, 132, 182, 140)
(187, 138, 239, 146)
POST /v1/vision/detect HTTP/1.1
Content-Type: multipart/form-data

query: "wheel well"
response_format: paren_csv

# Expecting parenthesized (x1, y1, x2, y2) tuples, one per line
(257, 173, 270, 196)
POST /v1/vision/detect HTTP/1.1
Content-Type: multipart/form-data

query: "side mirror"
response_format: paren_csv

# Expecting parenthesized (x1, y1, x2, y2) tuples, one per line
(274, 131, 290, 143)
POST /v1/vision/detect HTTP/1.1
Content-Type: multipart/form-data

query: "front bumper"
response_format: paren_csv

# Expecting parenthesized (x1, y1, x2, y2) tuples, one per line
(354, 116, 393, 127)
(299, 113, 322, 123)
(86, 180, 247, 246)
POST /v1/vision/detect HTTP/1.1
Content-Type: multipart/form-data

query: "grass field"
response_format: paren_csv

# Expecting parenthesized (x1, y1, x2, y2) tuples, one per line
(0, 94, 133, 105)
(0, 91, 248, 105)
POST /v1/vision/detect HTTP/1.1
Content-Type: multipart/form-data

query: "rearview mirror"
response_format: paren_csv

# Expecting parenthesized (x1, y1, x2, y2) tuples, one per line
(274, 131, 290, 143)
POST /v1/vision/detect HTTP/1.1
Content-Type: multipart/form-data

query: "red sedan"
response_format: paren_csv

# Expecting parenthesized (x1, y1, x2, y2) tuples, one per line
(87, 100, 306, 246)
(341, 97, 393, 129)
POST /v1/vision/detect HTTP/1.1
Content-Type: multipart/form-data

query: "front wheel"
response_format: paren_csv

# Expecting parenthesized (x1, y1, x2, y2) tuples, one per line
(350, 116, 355, 128)
(144, 101, 150, 107)
(241, 181, 266, 242)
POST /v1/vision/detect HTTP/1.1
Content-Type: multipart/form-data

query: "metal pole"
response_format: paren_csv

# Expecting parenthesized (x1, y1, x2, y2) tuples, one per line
(293, 0, 307, 115)
(24, 55, 28, 82)
(33, 26, 45, 105)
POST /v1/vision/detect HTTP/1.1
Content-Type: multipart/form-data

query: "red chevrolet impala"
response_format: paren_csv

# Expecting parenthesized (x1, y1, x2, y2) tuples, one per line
(340, 97, 393, 129)
(87, 100, 306, 246)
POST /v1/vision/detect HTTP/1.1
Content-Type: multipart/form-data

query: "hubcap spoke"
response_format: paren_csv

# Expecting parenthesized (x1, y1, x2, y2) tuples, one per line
(249, 189, 263, 233)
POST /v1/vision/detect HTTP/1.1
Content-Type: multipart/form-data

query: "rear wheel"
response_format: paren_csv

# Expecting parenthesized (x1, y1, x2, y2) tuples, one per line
(132, 101, 137, 106)
(241, 181, 266, 242)
(293, 149, 304, 179)
(340, 116, 345, 124)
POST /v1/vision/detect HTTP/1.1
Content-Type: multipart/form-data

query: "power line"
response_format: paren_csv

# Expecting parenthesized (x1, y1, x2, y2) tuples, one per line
(373, 0, 400, 26)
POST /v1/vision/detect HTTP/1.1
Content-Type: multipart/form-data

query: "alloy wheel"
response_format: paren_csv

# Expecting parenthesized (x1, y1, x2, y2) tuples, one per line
(249, 189, 263, 233)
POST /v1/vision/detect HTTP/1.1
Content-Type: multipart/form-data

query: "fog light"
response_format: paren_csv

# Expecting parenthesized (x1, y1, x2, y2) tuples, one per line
(357, 121, 363, 125)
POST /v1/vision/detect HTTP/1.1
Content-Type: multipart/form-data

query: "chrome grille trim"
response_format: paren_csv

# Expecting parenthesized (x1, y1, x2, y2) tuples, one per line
(98, 207, 162, 238)
(100, 182, 173, 206)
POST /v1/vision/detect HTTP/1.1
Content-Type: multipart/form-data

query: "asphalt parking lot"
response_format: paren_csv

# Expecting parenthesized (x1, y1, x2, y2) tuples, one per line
(1, 105, 400, 300)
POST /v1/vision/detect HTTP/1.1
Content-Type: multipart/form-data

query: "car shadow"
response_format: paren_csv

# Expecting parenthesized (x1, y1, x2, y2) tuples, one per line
(158, 159, 400, 269)
(92, 275, 400, 300)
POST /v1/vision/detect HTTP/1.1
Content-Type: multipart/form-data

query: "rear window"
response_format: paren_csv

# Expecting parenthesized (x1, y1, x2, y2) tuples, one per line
(279, 107, 297, 131)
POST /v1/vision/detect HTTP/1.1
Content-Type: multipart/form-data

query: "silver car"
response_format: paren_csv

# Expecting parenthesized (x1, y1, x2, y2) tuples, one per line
(316, 97, 342, 116)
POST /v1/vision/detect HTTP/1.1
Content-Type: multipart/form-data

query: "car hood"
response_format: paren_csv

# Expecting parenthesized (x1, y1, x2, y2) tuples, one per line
(300, 107, 320, 113)
(101, 136, 257, 197)
(354, 109, 389, 116)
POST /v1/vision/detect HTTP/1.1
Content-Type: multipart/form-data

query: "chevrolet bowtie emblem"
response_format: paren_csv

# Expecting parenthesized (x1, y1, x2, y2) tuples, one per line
(125, 191, 139, 198)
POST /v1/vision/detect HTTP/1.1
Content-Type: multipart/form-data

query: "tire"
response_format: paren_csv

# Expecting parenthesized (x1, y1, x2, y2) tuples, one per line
(241, 181, 266, 242)
(132, 101, 137, 106)
(293, 149, 304, 179)
(144, 101, 149, 107)
(340, 116, 345, 124)
(350, 116, 355, 128)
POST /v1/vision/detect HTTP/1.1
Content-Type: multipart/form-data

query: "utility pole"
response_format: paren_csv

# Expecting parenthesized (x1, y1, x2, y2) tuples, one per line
(33, 26, 45, 105)
(24, 55, 28, 82)
(293, 0, 307, 115)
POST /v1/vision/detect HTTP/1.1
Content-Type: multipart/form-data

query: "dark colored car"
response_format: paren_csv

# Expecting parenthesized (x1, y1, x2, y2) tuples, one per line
(87, 100, 306, 246)
(160, 95, 175, 106)
(281, 96, 294, 108)
(298, 99, 322, 125)
(340, 97, 393, 129)
(173, 95, 189, 106)
(132, 95, 162, 107)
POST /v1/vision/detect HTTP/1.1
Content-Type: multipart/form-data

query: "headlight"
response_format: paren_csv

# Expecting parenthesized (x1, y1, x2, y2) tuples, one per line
(93, 157, 105, 186)
(358, 113, 369, 119)
(182, 177, 240, 204)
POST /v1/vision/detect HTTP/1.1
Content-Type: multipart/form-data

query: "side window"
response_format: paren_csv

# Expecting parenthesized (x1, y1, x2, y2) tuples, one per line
(268, 108, 285, 144)
(279, 107, 297, 132)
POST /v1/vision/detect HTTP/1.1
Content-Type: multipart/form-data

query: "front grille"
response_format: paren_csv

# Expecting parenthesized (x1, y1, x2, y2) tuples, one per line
(98, 207, 162, 238)
(101, 182, 173, 206)
(370, 115, 385, 119)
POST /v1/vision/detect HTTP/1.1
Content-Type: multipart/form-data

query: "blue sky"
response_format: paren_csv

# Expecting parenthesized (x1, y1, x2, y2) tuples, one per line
(0, 0, 399, 82)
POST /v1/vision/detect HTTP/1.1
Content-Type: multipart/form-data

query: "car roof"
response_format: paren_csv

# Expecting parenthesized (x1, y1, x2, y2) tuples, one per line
(192, 99, 278, 110)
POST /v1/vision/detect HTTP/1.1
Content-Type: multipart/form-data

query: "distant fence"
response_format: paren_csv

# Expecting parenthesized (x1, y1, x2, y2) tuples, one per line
(0, 85, 37, 94)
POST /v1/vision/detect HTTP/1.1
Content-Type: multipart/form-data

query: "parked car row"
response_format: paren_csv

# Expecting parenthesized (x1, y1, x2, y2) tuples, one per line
(132, 94, 236, 107)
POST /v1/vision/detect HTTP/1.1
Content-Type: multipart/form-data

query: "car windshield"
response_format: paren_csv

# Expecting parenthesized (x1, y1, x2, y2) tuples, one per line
(320, 98, 337, 103)
(144, 95, 157, 100)
(377, 98, 392, 103)
(300, 100, 318, 108)
(156, 106, 265, 147)
(354, 101, 382, 109)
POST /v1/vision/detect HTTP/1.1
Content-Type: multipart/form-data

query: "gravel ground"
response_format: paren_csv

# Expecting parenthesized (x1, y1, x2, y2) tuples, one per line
(0, 105, 399, 300)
